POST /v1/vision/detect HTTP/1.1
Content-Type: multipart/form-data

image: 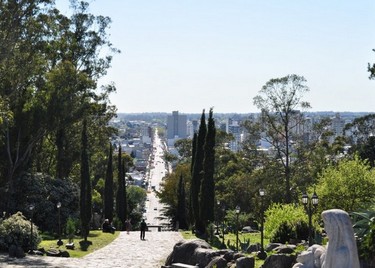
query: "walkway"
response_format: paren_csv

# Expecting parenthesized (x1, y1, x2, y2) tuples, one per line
(0, 231, 182, 268)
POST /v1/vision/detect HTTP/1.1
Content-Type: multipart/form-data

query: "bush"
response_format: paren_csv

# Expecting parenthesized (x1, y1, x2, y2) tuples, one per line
(264, 203, 313, 241)
(295, 221, 310, 241)
(271, 221, 295, 244)
(0, 212, 42, 251)
(66, 217, 77, 243)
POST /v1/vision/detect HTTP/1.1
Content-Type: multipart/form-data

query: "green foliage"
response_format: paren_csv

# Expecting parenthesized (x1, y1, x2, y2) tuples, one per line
(0, 173, 79, 233)
(270, 221, 295, 244)
(80, 120, 92, 241)
(264, 203, 309, 240)
(200, 108, 216, 226)
(0, 212, 41, 251)
(359, 218, 375, 262)
(66, 217, 77, 243)
(191, 110, 206, 234)
(315, 155, 375, 213)
(104, 143, 114, 222)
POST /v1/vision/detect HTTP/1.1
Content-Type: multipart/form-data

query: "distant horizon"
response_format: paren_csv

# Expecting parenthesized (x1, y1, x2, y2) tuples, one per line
(116, 110, 375, 115)
(56, 1, 375, 114)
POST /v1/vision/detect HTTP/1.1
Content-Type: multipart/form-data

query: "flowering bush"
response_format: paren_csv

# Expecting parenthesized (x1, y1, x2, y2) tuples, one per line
(0, 212, 41, 251)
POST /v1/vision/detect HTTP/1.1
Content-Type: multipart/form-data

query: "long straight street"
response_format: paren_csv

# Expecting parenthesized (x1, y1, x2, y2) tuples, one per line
(144, 129, 170, 228)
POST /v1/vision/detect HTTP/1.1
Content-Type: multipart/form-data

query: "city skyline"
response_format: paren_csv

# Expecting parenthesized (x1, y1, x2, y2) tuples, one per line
(57, 1, 375, 114)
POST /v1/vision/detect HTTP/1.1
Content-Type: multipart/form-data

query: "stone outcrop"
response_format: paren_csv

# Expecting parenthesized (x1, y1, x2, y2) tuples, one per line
(262, 254, 296, 268)
(164, 239, 254, 268)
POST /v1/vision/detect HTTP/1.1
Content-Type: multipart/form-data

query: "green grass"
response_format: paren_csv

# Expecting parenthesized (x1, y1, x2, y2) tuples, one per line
(180, 230, 269, 268)
(39, 230, 119, 258)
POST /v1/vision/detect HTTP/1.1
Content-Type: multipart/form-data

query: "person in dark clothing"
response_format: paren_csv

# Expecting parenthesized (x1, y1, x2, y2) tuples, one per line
(140, 219, 147, 240)
(102, 219, 115, 234)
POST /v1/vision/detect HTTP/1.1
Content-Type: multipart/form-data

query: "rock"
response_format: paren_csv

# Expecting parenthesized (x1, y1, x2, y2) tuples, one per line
(66, 243, 75, 250)
(265, 243, 282, 252)
(206, 256, 227, 268)
(46, 248, 61, 257)
(262, 254, 296, 268)
(165, 239, 236, 268)
(60, 250, 70, 257)
(165, 239, 211, 266)
(246, 243, 260, 253)
(274, 244, 297, 254)
(236, 256, 255, 268)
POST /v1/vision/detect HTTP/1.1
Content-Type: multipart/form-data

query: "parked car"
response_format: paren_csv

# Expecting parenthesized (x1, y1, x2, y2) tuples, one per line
(241, 226, 258, 233)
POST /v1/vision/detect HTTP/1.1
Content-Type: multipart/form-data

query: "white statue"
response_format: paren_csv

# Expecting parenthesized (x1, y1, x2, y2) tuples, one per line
(293, 209, 360, 268)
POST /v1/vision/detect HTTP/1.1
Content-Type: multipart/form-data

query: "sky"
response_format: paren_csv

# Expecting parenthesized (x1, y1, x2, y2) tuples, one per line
(56, 0, 375, 114)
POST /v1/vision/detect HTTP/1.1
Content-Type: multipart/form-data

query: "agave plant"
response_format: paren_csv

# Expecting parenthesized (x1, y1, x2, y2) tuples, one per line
(350, 210, 375, 242)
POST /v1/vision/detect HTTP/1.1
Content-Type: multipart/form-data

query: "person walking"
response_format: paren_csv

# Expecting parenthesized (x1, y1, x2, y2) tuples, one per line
(125, 219, 132, 234)
(140, 219, 147, 240)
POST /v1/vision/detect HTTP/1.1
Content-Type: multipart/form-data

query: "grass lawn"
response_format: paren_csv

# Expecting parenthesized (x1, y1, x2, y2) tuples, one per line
(180, 230, 269, 268)
(39, 230, 119, 258)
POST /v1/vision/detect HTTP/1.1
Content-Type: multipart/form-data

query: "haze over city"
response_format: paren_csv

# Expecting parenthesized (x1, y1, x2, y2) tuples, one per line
(57, 0, 375, 114)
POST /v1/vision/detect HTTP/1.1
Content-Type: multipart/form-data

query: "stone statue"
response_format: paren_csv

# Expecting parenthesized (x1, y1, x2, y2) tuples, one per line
(293, 209, 360, 268)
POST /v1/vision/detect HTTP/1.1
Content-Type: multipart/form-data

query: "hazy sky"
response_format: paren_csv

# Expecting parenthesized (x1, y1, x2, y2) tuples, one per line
(57, 1, 375, 114)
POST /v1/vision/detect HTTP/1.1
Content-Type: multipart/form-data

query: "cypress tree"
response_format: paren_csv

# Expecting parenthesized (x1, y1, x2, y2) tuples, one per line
(116, 145, 126, 230)
(191, 109, 206, 234)
(122, 159, 128, 222)
(80, 119, 92, 241)
(176, 174, 188, 230)
(188, 133, 198, 226)
(104, 142, 114, 222)
(200, 108, 216, 230)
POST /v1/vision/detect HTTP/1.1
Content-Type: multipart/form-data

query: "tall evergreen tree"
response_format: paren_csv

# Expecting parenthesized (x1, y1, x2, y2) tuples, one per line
(191, 110, 206, 234)
(80, 119, 92, 241)
(104, 143, 114, 222)
(176, 174, 188, 230)
(200, 108, 216, 229)
(116, 145, 126, 229)
(122, 159, 128, 222)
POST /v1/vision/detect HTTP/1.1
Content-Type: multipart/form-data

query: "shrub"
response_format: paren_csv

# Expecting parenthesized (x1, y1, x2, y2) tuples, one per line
(295, 221, 310, 241)
(0, 212, 42, 251)
(264, 203, 314, 241)
(66, 217, 77, 243)
(271, 221, 295, 244)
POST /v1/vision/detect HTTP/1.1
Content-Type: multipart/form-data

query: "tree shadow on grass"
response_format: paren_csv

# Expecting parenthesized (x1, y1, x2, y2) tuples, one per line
(79, 240, 93, 251)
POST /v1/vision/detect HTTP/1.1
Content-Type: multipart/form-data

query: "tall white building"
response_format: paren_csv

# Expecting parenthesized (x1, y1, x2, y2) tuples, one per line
(167, 111, 187, 146)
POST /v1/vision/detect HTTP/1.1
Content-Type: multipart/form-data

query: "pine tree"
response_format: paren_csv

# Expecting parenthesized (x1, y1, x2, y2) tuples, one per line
(200, 108, 216, 230)
(80, 119, 92, 241)
(191, 110, 206, 234)
(104, 143, 114, 222)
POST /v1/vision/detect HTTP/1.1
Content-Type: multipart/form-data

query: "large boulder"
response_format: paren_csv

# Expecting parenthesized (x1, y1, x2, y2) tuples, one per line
(206, 256, 227, 268)
(165, 239, 234, 268)
(236, 256, 255, 268)
(262, 254, 296, 268)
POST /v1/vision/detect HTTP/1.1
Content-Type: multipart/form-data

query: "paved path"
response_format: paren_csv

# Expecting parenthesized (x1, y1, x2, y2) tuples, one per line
(0, 231, 182, 268)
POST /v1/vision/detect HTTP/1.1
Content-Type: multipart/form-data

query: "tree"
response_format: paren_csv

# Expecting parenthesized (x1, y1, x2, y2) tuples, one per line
(176, 174, 188, 230)
(200, 108, 216, 230)
(253, 74, 311, 203)
(80, 119, 92, 241)
(368, 49, 375, 79)
(191, 110, 206, 234)
(116, 145, 126, 229)
(104, 143, 114, 222)
(315, 155, 375, 213)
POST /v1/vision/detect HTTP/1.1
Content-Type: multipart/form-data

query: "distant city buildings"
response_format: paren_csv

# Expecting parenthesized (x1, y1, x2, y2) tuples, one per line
(166, 111, 187, 146)
(110, 111, 373, 166)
